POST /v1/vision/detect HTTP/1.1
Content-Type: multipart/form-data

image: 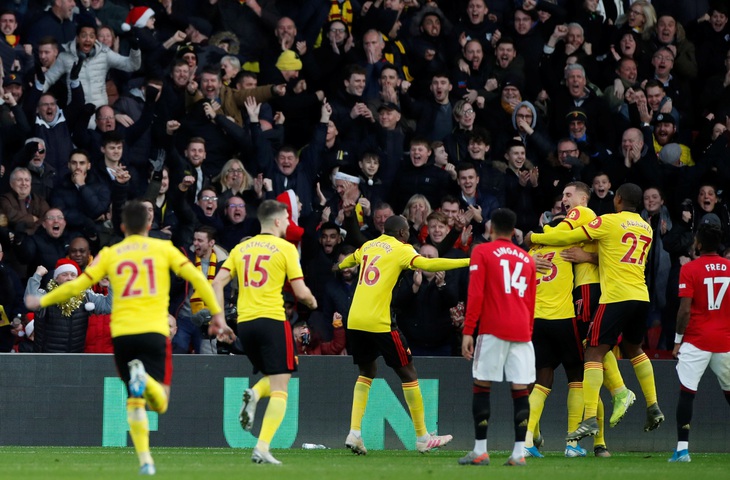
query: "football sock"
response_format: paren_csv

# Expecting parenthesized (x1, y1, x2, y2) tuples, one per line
(594, 396, 606, 447)
(677, 441, 689, 452)
(512, 441, 525, 459)
(567, 382, 583, 432)
(143, 376, 168, 414)
(127, 397, 152, 466)
(257, 390, 288, 451)
(526, 384, 550, 447)
(474, 439, 487, 455)
(472, 384, 491, 447)
(350, 376, 372, 432)
(403, 380, 427, 437)
(252, 376, 271, 400)
(583, 362, 604, 418)
(630, 353, 658, 406)
(512, 389, 530, 442)
(676, 388, 695, 443)
(602, 350, 626, 395)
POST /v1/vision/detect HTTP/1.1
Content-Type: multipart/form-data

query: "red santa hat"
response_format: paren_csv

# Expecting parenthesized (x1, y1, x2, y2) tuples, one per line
(53, 258, 81, 280)
(276, 190, 304, 246)
(121, 7, 155, 32)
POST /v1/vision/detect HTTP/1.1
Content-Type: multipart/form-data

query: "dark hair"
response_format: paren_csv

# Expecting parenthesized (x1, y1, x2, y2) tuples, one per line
(122, 200, 149, 234)
(344, 64, 367, 79)
(491, 208, 517, 235)
(505, 138, 526, 152)
(320, 221, 340, 233)
(187, 136, 206, 146)
(469, 127, 491, 145)
(644, 79, 664, 92)
(258, 199, 288, 223)
(101, 131, 124, 146)
(69, 148, 90, 161)
(38, 36, 59, 49)
(200, 66, 221, 79)
(440, 194, 459, 206)
(410, 136, 432, 149)
(456, 161, 478, 176)
(194, 224, 217, 241)
(340, 244, 357, 256)
(616, 183, 643, 210)
(697, 224, 723, 253)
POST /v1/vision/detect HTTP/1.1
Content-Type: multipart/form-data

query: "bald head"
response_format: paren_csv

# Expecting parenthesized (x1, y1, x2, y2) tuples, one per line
(384, 215, 409, 237)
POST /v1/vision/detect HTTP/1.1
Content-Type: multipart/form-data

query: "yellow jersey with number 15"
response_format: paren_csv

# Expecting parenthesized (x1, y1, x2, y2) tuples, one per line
(221, 233, 304, 323)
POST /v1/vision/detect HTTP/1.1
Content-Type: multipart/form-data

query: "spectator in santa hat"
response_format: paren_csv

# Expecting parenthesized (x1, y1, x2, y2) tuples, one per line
(276, 189, 304, 249)
(16, 315, 34, 353)
(123, 6, 188, 79)
(23, 259, 111, 353)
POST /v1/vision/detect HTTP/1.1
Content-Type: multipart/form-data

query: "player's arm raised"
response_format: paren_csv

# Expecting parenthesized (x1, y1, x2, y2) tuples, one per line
(412, 256, 470, 272)
(338, 252, 358, 269)
(290, 278, 318, 310)
(32, 271, 96, 310)
(530, 224, 590, 246)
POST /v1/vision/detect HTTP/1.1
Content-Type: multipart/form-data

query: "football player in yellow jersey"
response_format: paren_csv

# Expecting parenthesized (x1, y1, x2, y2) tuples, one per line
(526, 238, 588, 459)
(210, 200, 317, 465)
(552, 182, 637, 455)
(528, 183, 664, 442)
(25, 201, 225, 476)
(339, 215, 469, 455)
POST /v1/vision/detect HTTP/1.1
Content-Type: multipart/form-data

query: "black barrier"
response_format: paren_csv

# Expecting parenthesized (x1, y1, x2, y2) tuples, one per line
(0, 355, 727, 451)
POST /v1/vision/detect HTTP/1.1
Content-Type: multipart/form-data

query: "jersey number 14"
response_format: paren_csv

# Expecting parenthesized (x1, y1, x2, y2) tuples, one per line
(499, 259, 528, 297)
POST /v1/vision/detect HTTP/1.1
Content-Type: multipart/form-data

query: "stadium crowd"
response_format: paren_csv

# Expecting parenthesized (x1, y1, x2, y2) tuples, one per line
(0, 0, 728, 356)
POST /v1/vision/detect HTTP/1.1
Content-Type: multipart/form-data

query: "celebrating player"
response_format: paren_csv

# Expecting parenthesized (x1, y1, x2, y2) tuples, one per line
(210, 200, 317, 465)
(670, 216, 730, 462)
(461, 208, 536, 467)
(25, 200, 226, 476)
(528, 183, 664, 441)
(339, 214, 469, 455)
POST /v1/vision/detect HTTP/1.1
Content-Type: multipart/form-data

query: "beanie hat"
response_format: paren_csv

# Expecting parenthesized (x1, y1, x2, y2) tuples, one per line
(121, 7, 155, 32)
(53, 258, 81, 279)
(276, 50, 303, 71)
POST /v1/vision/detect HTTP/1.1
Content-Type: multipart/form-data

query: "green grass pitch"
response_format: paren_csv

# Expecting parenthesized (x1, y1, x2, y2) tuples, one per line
(4, 447, 726, 480)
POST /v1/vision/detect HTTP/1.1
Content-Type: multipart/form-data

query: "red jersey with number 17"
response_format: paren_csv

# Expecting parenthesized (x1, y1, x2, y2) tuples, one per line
(678, 253, 730, 352)
(464, 239, 536, 342)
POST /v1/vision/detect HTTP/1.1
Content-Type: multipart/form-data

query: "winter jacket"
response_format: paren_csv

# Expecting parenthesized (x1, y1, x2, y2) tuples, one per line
(0, 191, 49, 235)
(25, 273, 111, 353)
(43, 40, 141, 108)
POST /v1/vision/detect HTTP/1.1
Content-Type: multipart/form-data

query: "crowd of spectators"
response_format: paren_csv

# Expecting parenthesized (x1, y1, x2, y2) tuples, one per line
(0, 0, 728, 356)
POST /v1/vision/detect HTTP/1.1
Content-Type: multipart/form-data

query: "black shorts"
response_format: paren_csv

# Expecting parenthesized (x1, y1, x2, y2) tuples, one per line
(113, 333, 172, 389)
(238, 318, 297, 375)
(573, 283, 601, 323)
(347, 328, 412, 368)
(532, 318, 584, 370)
(587, 301, 650, 348)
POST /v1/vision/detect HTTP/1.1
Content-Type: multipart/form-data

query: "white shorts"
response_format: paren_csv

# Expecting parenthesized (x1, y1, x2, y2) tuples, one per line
(472, 334, 536, 384)
(676, 342, 730, 392)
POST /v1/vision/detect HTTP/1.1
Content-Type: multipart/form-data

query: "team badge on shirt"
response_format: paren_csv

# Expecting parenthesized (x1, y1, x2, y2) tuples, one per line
(588, 217, 602, 228)
(568, 209, 580, 220)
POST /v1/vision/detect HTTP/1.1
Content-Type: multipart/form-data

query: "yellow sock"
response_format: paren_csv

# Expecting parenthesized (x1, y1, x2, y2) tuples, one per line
(127, 397, 152, 466)
(252, 376, 271, 400)
(350, 376, 372, 431)
(584, 362, 603, 418)
(533, 419, 541, 442)
(526, 384, 550, 447)
(402, 381, 427, 437)
(594, 397, 606, 447)
(143, 376, 168, 414)
(257, 390, 288, 449)
(631, 353, 658, 406)
(567, 382, 583, 432)
(602, 350, 626, 396)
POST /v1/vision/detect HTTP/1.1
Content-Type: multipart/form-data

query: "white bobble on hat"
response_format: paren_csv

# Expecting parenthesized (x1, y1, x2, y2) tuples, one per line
(85, 302, 95, 312)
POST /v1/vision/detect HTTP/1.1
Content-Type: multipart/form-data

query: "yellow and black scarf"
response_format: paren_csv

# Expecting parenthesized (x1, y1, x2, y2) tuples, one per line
(190, 251, 216, 314)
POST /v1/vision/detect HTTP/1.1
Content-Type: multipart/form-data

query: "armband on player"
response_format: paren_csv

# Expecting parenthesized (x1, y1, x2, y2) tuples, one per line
(674, 333, 683, 344)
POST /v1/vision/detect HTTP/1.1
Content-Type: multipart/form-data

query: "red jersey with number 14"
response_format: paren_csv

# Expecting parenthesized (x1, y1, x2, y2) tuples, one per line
(464, 239, 536, 341)
(678, 254, 730, 352)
